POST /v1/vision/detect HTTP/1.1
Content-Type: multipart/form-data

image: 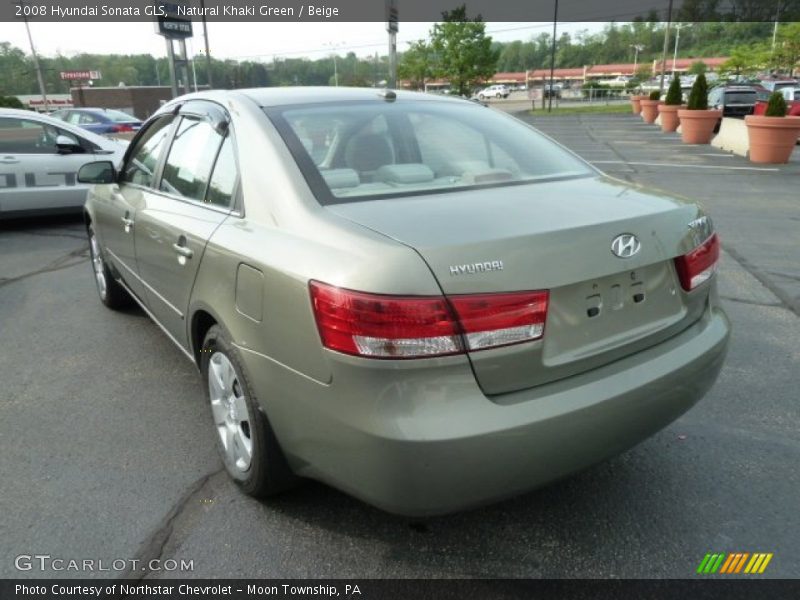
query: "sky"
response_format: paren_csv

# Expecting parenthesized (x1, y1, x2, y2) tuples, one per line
(0, 21, 604, 62)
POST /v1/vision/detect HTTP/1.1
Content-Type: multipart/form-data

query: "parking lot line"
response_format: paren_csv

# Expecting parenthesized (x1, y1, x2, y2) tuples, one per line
(590, 161, 779, 172)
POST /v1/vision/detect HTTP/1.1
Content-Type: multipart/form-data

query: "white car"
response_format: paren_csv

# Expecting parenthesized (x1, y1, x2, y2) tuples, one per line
(0, 108, 125, 219)
(478, 85, 510, 99)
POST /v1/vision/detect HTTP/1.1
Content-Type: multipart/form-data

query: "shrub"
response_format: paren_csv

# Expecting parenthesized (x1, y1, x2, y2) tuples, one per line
(764, 91, 788, 117)
(687, 73, 709, 110)
(649, 90, 661, 101)
(665, 75, 683, 105)
(0, 95, 25, 109)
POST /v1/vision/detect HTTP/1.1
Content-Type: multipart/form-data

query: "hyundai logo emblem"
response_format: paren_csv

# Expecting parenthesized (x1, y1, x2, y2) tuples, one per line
(611, 234, 641, 258)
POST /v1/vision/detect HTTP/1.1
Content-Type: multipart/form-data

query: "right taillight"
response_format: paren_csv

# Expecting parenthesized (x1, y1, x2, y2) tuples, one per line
(674, 233, 720, 291)
(309, 281, 548, 359)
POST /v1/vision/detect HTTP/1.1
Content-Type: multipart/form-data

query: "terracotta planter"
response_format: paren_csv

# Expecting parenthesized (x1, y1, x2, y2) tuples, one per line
(630, 95, 647, 115)
(658, 104, 685, 133)
(677, 109, 722, 144)
(640, 99, 662, 124)
(745, 115, 800, 164)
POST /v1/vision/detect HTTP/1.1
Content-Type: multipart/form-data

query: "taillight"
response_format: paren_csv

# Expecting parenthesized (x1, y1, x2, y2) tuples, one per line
(674, 233, 720, 291)
(112, 124, 134, 133)
(449, 291, 548, 351)
(309, 281, 549, 359)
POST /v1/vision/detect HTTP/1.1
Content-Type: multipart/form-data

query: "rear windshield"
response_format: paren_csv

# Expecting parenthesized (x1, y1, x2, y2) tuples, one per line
(267, 100, 593, 204)
(723, 91, 757, 104)
(103, 109, 138, 122)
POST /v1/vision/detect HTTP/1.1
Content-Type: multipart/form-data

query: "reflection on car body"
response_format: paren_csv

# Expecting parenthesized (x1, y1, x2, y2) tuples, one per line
(81, 88, 730, 516)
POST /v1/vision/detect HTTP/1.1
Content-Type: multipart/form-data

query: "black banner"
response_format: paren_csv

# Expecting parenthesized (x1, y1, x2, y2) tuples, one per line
(4, 0, 800, 22)
(3, 579, 800, 600)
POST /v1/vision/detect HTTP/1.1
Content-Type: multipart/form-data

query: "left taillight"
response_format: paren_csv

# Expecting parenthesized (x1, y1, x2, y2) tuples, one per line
(674, 233, 720, 291)
(309, 281, 549, 359)
(112, 124, 134, 133)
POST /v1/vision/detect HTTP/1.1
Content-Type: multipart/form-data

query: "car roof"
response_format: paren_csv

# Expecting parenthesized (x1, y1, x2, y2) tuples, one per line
(210, 87, 476, 108)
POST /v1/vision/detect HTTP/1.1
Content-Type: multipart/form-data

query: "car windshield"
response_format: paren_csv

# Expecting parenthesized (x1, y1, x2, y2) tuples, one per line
(268, 100, 593, 204)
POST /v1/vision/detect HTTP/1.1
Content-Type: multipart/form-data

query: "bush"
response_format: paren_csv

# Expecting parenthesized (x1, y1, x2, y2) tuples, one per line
(649, 90, 661, 101)
(687, 73, 709, 110)
(665, 75, 683, 105)
(764, 91, 788, 117)
(0, 95, 25, 109)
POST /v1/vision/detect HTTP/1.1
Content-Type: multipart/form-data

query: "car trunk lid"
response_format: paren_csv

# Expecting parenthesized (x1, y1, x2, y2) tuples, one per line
(328, 176, 709, 395)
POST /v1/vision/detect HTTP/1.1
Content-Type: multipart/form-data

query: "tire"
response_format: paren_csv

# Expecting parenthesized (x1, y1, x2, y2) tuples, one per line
(478, 94, 485, 100)
(87, 224, 131, 310)
(201, 324, 297, 497)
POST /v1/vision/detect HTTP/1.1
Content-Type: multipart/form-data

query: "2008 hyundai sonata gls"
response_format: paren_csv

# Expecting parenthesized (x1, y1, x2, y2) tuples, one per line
(80, 88, 730, 516)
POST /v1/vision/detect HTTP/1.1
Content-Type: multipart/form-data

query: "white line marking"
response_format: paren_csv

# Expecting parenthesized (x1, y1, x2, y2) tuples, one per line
(590, 160, 779, 172)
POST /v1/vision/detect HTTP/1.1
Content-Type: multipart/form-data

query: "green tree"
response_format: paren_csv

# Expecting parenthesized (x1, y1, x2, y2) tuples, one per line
(665, 75, 683, 104)
(688, 61, 708, 75)
(398, 41, 432, 90)
(720, 44, 764, 77)
(429, 5, 498, 97)
(687, 72, 709, 110)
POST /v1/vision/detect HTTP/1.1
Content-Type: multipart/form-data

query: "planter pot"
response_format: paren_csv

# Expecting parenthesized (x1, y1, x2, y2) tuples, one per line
(630, 95, 647, 115)
(640, 99, 662, 124)
(658, 104, 685, 133)
(744, 115, 800, 164)
(677, 109, 723, 144)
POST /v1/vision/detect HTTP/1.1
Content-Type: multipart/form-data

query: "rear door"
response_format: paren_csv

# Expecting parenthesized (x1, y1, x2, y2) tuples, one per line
(133, 102, 238, 348)
(0, 115, 92, 215)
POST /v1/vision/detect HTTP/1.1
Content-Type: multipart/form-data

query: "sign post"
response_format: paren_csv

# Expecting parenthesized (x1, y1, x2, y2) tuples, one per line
(154, 2, 194, 98)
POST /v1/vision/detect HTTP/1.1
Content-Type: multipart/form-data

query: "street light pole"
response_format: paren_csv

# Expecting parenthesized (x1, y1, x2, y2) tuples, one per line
(200, 0, 213, 87)
(672, 24, 683, 74)
(333, 54, 339, 87)
(547, 0, 559, 113)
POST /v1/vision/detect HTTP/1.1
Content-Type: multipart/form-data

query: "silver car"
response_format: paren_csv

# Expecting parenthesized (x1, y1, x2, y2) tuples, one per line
(80, 88, 730, 516)
(0, 108, 124, 219)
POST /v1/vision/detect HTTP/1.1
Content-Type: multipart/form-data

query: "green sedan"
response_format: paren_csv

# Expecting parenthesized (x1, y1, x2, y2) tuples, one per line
(79, 88, 730, 516)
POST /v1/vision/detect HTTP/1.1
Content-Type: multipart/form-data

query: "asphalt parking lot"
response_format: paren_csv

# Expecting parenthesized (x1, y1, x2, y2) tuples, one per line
(1, 113, 798, 580)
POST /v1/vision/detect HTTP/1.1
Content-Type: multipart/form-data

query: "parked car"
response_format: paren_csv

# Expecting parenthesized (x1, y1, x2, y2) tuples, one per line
(708, 85, 761, 119)
(478, 84, 510, 99)
(50, 108, 143, 135)
(79, 88, 730, 516)
(0, 108, 125, 219)
(604, 75, 631, 88)
(760, 79, 799, 94)
(753, 87, 800, 116)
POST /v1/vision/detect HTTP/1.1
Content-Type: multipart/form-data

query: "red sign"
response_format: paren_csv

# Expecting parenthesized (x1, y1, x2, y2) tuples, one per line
(60, 70, 102, 81)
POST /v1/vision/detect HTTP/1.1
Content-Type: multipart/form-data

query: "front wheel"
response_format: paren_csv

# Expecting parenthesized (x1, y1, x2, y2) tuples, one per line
(88, 225, 131, 309)
(201, 325, 297, 497)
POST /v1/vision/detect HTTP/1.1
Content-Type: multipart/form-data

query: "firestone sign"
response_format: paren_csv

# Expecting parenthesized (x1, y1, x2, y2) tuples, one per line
(60, 71, 102, 81)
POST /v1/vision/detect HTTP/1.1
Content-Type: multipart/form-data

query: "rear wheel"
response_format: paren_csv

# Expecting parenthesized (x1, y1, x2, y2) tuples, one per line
(88, 225, 131, 309)
(201, 325, 297, 497)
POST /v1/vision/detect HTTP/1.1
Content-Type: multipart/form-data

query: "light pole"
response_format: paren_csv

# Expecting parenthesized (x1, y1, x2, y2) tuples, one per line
(631, 44, 644, 74)
(324, 42, 346, 87)
(659, 0, 674, 94)
(547, 0, 559, 113)
(672, 23, 684, 74)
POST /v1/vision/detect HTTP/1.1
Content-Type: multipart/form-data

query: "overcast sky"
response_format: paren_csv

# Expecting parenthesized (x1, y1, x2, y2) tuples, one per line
(0, 21, 604, 61)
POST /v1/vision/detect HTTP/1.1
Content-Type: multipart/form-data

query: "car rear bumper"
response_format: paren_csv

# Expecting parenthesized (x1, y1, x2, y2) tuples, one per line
(240, 302, 730, 516)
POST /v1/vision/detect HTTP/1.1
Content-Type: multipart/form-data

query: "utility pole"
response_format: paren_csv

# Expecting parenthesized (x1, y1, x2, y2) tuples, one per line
(659, 0, 674, 94)
(200, 0, 212, 87)
(386, 0, 398, 89)
(18, 0, 48, 111)
(547, 0, 559, 112)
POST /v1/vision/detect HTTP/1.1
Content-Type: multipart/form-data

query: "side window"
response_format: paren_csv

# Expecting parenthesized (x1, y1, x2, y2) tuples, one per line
(205, 136, 238, 208)
(0, 117, 59, 154)
(121, 116, 175, 187)
(79, 113, 99, 125)
(159, 117, 224, 202)
(67, 112, 82, 125)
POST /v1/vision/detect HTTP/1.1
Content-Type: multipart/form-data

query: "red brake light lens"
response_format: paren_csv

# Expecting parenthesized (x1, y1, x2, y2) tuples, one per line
(112, 124, 134, 133)
(309, 281, 549, 359)
(674, 233, 720, 291)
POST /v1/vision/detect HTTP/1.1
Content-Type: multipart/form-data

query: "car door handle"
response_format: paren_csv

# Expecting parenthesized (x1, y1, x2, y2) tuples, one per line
(0, 157, 19, 164)
(121, 216, 134, 231)
(172, 243, 194, 259)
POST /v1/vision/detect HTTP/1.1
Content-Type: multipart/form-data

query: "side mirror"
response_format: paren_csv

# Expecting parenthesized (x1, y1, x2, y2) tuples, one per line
(56, 134, 82, 153)
(78, 161, 116, 184)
